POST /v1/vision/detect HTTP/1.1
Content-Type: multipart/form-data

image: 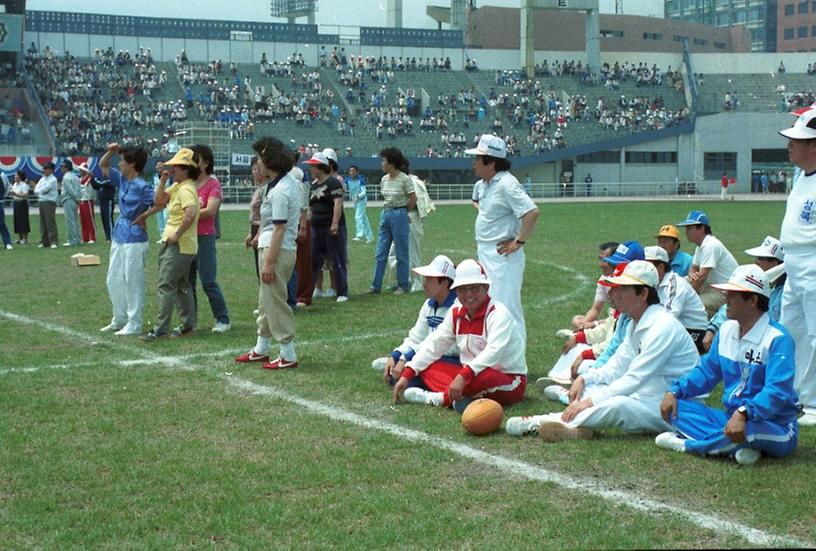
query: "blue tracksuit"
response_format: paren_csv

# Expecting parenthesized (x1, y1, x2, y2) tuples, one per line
(669, 314, 799, 458)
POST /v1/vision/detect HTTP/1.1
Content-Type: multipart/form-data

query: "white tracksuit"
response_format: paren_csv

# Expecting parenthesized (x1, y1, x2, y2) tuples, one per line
(780, 170, 816, 414)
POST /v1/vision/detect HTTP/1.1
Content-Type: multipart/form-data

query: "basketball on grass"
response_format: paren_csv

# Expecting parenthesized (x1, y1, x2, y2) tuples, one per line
(462, 398, 504, 436)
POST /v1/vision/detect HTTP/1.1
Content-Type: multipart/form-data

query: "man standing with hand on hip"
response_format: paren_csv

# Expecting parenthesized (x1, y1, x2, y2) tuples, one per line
(465, 134, 539, 343)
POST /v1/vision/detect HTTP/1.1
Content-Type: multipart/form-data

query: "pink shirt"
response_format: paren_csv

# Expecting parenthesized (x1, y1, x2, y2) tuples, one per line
(197, 176, 223, 236)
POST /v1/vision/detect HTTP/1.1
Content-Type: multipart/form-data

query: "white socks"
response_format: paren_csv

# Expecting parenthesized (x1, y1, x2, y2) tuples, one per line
(254, 336, 272, 355)
(280, 341, 296, 362)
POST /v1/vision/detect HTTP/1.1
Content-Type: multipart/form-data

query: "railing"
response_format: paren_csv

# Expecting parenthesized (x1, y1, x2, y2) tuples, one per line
(21, 70, 57, 155)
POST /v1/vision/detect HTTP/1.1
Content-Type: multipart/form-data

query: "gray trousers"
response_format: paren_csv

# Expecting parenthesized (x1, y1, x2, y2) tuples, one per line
(39, 201, 58, 246)
(154, 242, 196, 335)
(63, 199, 80, 245)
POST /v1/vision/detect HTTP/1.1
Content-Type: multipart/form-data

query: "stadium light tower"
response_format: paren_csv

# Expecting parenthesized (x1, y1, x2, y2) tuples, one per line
(387, 0, 403, 28)
(270, 0, 318, 24)
(520, 0, 599, 79)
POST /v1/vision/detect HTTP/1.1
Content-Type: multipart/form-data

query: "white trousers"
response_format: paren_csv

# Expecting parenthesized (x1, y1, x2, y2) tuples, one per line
(781, 249, 816, 412)
(478, 241, 526, 343)
(569, 389, 671, 434)
(106, 241, 148, 331)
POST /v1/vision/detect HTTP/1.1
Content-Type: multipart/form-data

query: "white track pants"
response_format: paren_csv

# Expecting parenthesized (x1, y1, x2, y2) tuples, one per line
(569, 390, 671, 434)
(781, 248, 816, 413)
(106, 241, 148, 331)
(478, 241, 526, 343)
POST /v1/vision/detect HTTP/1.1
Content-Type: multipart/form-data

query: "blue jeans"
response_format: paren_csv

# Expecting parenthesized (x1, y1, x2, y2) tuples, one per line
(354, 201, 373, 240)
(371, 207, 409, 291)
(189, 234, 230, 324)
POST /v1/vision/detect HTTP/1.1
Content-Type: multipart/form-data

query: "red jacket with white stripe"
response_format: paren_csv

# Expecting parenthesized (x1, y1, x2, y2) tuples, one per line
(403, 297, 527, 384)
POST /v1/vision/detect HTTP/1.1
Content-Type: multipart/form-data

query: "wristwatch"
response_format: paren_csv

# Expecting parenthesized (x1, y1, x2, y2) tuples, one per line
(515, 238, 525, 245)
(737, 405, 749, 419)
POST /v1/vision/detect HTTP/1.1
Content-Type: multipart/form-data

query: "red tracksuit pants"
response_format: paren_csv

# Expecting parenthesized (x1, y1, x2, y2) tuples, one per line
(79, 200, 97, 243)
(418, 359, 526, 407)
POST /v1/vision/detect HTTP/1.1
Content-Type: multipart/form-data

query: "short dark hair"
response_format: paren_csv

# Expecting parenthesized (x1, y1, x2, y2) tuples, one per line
(253, 137, 294, 175)
(191, 144, 214, 175)
(119, 145, 148, 173)
(599, 241, 619, 254)
(737, 292, 769, 312)
(632, 285, 661, 305)
(310, 162, 332, 176)
(480, 155, 511, 172)
(176, 151, 201, 181)
(380, 147, 410, 173)
(16, 170, 25, 180)
(349, 164, 359, 171)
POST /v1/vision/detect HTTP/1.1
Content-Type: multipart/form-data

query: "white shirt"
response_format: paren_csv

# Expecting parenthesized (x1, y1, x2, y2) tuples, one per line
(780, 170, 816, 250)
(34, 174, 58, 202)
(593, 281, 610, 304)
(581, 304, 699, 405)
(692, 234, 738, 287)
(395, 294, 459, 360)
(258, 173, 301, 251)
(11, 181, 29, 199)
(658, 271, 708, 330)
(407, 298, 527, 377)
(474, 171, 536, 244)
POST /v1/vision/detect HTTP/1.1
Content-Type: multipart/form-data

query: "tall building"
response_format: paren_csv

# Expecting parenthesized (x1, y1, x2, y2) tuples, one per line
(777, 1, 816, 51)
(665, 0, 778, 52)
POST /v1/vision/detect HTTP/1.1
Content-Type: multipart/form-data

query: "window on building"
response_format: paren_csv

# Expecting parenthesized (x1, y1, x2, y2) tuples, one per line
(704, 152, 737, 178)
(643, 32, 663, 40)
(625, 152, 678, 164)
(715, 41, 727, 49)
(799, 26, 808, 38)
(673, 35, 689, 42)
(785, 3, 796, 15)
(785, 28, 795, 40)
(799, 1, 809, 13)
(577, 151, 619, 163)
(715, 13, 730, 25)
(812, 24, 816, 36)
(693, 37, 709, 46)
(600, 29, 624, 38)
(752, 149, 788, 163)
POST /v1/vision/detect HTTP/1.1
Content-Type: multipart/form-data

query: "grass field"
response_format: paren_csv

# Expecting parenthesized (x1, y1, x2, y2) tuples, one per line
(1, 199, 814, 548)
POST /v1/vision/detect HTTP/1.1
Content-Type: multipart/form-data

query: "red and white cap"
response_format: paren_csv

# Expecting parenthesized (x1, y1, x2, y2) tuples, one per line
(413, 255, 456, 280)
(711, 264, 771, 298)
(304, 152, 330, 165)
(451, 259, 491, 289)
(779, 108, 816, 140)
(744, 236, 784, 261)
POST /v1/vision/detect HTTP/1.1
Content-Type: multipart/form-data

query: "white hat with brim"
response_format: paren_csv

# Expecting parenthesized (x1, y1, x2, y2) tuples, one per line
(744, 236, 784, 261)
(464, 134, 507, 159)
(322, 148, 338, 163)
(779, 109, 816, 140)
(413, 255, 456, 280)
(644, 245, 670, 264)
(601, 260, 659, 289)
(711, 264, 771, 298)
(451, 259, 491, 289)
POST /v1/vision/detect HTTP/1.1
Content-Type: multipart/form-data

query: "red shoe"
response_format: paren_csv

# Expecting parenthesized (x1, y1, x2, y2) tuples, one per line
(235, 350, 270, 363)
(262, 357, 298, 370)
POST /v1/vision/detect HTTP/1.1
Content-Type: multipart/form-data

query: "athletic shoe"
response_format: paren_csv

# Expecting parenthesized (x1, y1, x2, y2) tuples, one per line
(62, 242, 73, 247)
(655, 431, 686, 453)
(556, 329, 574, 339)
(543, 385, 569, 403)
(393, 288, 406, 295)
(798, 412, 816, 426)
(4, 244, 11, 250)
(253, 309, 260, 316)
(235, 350, 270, 363)
(735, 447, 761, 465)
(371, 357, 387, 372)
(368, 287, 381, 294)
(172, 325, 196, 337)
(262, 356, 298, 370)
(114, 326, 141, 336)
(336, 296, 348, 303)
(324, 288, 337, 298)
(88, 240, 95, 244)
(536, 376, 572, 390)
(211, 322, 231, 333)
(37, 244, 44, 248)
(295, 301, 308, 308)
(352, 236, 362, 241)
(50, 244, 58, 249)
(538, 420, 593, 442)
(312, 288, 324, 298)
(366, 239, 374, 244)
(506, 415, 552, 436)
(100, 323, 124, 333)
(140, 330, 168, 342)
(403, 387, 444, 406)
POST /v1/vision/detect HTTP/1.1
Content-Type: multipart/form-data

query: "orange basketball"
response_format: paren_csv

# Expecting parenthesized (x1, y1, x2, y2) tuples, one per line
(461, 398, 504, 436)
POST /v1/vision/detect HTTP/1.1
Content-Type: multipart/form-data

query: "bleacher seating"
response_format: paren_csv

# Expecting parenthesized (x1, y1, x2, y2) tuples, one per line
(697, 73, 816, 114)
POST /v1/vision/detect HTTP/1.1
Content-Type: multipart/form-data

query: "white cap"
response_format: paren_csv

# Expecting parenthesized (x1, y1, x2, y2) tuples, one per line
(304, 152, 330, 166)
(413, 255, 456, 280)
(744, 236, 784, 261)
(464, 134, 507, 159)
(322, 148, 338, 163)
(779, 109, 816, 140)
(601, 260, 659, 289)
(644, 245, 669, 264)
(451, 259, 491, 289)
(711, 264, 771, 298)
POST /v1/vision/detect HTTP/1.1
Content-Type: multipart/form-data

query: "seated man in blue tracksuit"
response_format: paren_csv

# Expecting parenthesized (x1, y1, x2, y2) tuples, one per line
(656, 264, 799, 465)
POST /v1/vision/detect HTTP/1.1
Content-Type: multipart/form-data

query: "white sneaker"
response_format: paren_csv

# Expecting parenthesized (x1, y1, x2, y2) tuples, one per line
(798, 412, 816, 426)
(655, 431, 686, 453)
(735, 447, 761, 465)
(403, 387, 444, 406)
(212, 322, 231, 333)
(324, 288, 337, 298)
(336, 296, 348, 303)
(556, 329, 574, 339)
(371, 357, 387, 372)
(352, 237, 362, 241)
(100, 323, 124, 333)
(62, 242, 74, 247)
(4, 244, 11, 250)
(505, 415, 551, 436)
(114, 326, 141, 336)
(253, 309, 260, 316)
(50, 244, 58, 249)
(88, 240, 95, 244)
(312, 288, 323, 299)
(543, 385, 569, 403)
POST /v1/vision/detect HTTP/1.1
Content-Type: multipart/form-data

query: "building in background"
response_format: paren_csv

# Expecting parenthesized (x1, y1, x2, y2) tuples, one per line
(665, 0, 778, 52)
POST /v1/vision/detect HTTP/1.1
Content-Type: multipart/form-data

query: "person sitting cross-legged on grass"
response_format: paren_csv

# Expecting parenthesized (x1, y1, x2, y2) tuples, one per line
(371, 255, 459, 384)
(507, 261, 699, 440)
(392, 259, 527, 412)
(655, 265, 799, 466)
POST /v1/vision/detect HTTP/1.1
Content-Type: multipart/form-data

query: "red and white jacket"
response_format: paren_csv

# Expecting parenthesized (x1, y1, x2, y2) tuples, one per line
(403, 297, 526, 384)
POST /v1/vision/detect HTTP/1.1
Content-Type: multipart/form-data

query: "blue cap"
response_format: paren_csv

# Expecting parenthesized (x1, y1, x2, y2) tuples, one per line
(603, 240, 645, 266)
(677, 210, 710, 227)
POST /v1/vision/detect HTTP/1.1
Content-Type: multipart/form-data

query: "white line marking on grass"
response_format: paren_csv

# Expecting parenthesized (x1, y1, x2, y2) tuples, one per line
(226, 376, 809, 548)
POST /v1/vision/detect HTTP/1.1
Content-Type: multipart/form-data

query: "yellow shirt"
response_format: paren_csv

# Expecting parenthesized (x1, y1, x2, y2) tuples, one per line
(162, 179, 200, 255)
